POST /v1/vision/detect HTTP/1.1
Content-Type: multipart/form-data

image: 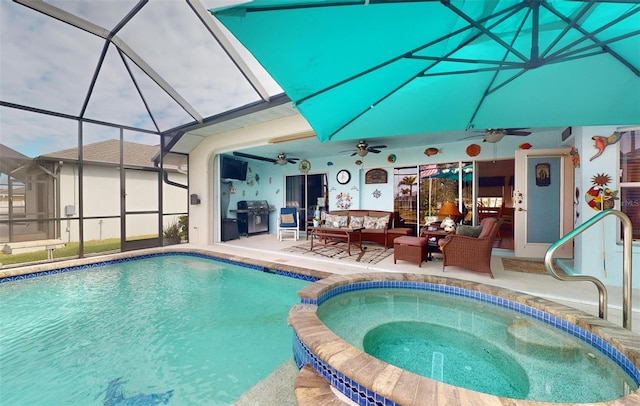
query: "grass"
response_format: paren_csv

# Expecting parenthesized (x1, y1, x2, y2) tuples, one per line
(0, 239, 121, 266)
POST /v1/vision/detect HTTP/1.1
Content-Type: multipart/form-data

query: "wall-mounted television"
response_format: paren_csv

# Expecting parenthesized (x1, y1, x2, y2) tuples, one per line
(221, 156, 248, 181)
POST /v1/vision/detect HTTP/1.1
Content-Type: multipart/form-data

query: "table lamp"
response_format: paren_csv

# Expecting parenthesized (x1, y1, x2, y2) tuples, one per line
(438, 202, 462, 232)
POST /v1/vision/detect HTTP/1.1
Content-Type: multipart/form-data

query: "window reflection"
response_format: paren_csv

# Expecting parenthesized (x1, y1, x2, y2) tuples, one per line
(619, 129, 640, 240)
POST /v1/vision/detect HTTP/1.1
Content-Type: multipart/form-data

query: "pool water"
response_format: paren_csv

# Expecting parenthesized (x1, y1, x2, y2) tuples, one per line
(317, 288, 637, 403)
(0, 255, 309, 405)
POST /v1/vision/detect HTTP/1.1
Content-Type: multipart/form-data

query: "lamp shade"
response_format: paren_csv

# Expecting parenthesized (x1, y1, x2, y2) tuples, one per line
(438, 202, 462, 217)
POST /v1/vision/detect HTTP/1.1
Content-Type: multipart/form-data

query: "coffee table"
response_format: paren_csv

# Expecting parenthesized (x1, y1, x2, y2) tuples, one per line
(309, 227, 363, 256)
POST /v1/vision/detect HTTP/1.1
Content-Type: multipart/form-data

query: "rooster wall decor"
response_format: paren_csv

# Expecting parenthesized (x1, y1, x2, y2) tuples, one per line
(589, 131, 622, 161)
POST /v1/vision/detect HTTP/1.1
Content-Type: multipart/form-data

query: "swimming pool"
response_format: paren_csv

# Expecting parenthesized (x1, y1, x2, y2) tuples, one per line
(0, 253, 312, 405)
(291, 273, 640, 406)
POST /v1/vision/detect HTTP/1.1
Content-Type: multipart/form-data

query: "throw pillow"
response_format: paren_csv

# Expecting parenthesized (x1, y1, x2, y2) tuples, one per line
(324, 214, 336, 228)
(375, 215, 390, 229)
(456, 225, 483, 238)
(363, 216, 378, 229)
(281, 213, 295, 224)
(349, 216, 364, 228)
(336, 215, 348, 228)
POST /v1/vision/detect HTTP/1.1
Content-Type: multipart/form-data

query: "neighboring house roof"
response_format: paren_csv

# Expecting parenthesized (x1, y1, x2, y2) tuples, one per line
(0, 144, 33, 175)
(39, 139, 159, 168)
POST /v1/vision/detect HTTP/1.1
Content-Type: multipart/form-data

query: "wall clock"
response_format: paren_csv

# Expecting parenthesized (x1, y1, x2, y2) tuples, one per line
(336, 169, 351, 184)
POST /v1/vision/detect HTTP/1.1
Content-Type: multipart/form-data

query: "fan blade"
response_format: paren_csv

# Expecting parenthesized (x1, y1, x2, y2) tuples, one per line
(368, 149, 382, 154)
(232, 151, 277, 164)
(506, 130, 531, 136)
(338, 149, 355, 153)
(286, 158, 300, 164)
(459, 134, 484, 140)
(350, 151, 358, 156)
(368, 144, 387, 149)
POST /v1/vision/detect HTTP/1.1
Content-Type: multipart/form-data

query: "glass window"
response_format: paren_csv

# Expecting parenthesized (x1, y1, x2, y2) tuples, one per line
(394, 167, 419, 234)
(619, 129, 640, 240)
(418, 162, 472, 227)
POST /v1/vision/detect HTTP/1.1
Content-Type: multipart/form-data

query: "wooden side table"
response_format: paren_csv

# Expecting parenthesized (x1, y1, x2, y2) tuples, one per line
(420, 229, 453, 260)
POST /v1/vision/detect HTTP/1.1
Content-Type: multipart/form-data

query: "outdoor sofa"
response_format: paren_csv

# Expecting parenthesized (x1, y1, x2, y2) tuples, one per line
(324, 210, 410, 248)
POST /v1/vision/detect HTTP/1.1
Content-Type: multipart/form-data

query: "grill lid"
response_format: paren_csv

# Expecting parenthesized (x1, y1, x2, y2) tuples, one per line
(237, 200, 269, 210)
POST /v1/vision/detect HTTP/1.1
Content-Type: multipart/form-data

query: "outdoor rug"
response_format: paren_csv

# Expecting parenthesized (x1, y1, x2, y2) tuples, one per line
(281, 241, 393, 264)
(501, 258, 547, 274)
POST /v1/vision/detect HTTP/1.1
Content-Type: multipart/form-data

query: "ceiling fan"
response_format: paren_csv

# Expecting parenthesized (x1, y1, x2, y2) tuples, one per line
(464, 128, 531, 143)
(340, 140, 388, 157)
(233, 151, 300, 165)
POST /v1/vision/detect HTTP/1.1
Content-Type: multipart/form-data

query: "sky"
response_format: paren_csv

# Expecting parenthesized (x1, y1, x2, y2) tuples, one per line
(0, 0, 281, 158)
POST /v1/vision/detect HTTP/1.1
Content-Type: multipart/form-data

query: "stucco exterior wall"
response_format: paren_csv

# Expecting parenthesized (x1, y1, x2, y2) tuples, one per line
(58, 164, 187, 242)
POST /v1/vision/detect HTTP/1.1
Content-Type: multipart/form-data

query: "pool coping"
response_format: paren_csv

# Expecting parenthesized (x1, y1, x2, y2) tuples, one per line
(289, 272, 640, 406)
(0, 246, 332, 283)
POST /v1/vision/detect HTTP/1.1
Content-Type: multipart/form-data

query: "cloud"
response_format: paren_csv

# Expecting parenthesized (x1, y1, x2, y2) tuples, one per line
(0, 0, 281, 157)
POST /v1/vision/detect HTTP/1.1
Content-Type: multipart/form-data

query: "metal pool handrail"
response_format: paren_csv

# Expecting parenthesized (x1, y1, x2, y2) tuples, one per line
(544, 209, 633, 330)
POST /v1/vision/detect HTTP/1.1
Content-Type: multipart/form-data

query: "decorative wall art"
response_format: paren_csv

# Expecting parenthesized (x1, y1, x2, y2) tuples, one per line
(424, 147, 441, 156)
(387, 154, 396, 163)
(466, 144, 481, 157)
(570, 146, 581, 168)
(299, 160, 311, 173)
(365, 168, 388, 184)
(590, 131, 622, 161)
(585, 173, 618, 211)
(373, 189, 382, 199)
(335, 192, 352, 209)
(535, 163, 551, 186)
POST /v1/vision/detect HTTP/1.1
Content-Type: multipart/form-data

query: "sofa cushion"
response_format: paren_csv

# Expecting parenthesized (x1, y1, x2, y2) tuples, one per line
(281, 213, 295, 224)
(375, 215, 390, 229)
(325, 214, 348, 228)
(349, 216, 364, 228)
(363, 216, 378, 229)
(456, 225, 483, 238)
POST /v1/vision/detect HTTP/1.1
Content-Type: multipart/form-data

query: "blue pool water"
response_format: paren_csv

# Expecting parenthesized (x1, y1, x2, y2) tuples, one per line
(0, 255, 309, 405)
(317, 288, 637, 403)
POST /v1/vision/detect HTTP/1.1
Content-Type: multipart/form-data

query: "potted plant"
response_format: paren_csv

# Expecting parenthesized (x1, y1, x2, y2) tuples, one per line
(163, 221, 182, 245)
(312, 209, 322, 227)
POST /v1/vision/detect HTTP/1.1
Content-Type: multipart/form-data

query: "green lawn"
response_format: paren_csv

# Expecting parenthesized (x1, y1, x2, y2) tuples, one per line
(0, 239, 121, 266)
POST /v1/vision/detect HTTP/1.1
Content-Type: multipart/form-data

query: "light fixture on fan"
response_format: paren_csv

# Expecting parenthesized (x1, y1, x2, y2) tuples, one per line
(483, 129, 508, 143)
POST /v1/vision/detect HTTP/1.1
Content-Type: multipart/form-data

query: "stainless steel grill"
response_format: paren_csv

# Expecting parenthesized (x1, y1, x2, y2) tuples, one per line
(237, 200, 270, 235)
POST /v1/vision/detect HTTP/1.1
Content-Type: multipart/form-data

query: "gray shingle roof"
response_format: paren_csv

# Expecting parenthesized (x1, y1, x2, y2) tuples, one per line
(39, 139, 159, 168)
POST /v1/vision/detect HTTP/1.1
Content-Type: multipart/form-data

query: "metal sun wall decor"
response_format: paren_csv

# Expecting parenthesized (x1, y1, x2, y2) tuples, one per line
(585, 173, 618, 211)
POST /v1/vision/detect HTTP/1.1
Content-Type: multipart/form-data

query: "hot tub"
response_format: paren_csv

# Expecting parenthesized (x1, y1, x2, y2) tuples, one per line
(289, 273, 640, 405)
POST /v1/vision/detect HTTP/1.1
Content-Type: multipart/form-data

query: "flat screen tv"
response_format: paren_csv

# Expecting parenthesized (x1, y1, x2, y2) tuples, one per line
(221, 156, 248, 181)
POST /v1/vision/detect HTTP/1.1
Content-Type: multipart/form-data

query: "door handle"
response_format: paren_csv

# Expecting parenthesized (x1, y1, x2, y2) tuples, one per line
(517, 208, 527, 212)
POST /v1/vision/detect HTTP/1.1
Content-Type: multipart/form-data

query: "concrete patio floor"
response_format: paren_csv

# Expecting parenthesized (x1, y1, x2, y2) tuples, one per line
(203, 233, 639, 334)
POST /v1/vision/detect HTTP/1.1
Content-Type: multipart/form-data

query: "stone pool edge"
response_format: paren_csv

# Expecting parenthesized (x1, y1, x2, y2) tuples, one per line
(289, 272, 640, 406)
(0, 246, 332, 283)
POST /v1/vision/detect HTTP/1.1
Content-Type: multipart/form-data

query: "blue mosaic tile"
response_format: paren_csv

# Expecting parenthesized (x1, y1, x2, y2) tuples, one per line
(0, 252, 320, 284)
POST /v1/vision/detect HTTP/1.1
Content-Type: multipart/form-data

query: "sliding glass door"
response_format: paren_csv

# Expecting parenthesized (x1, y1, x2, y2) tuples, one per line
(395, 162, 472, 235)
(285, 173, 328, 233)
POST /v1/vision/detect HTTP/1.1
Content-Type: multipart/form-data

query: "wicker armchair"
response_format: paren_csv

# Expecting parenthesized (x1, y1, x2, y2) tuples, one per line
(439, 217, 503, 278)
